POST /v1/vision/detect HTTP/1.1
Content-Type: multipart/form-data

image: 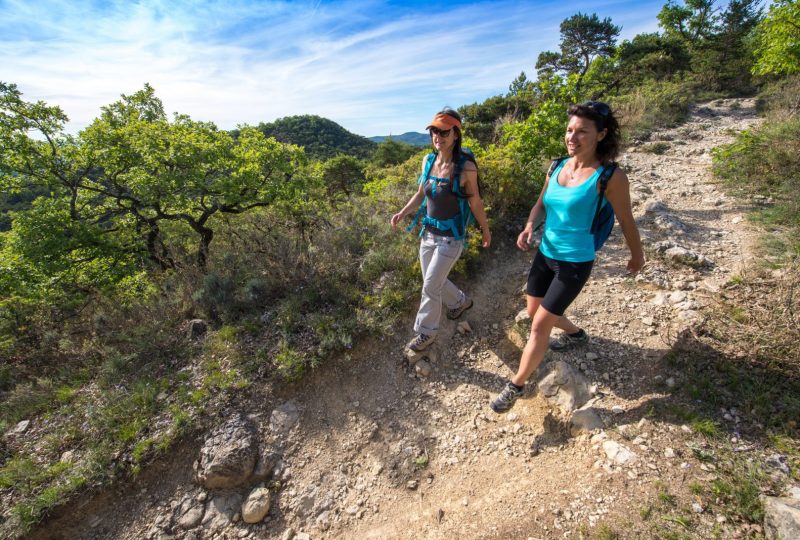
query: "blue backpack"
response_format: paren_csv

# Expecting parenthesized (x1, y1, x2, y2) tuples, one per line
(407, 148, 479, 242)
(546, 157, 618, 251)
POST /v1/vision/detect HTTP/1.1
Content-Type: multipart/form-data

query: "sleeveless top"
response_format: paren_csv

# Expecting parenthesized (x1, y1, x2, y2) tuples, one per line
(539, 160, 608, 262)
(423, 175, 460, 237)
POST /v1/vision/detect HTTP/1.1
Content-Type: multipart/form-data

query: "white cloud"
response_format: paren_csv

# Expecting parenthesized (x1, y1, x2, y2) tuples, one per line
(0, 0, 664, 136)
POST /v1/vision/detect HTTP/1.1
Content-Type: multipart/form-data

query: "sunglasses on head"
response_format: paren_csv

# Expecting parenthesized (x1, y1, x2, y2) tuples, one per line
(429, 127, 452, 137)
(583, 101, 610, 117)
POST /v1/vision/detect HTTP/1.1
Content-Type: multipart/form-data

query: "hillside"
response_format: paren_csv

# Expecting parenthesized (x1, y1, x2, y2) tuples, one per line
(368, 132, 429, 147)
(256, 115, 376, 161)
(24, 98, 799, 540)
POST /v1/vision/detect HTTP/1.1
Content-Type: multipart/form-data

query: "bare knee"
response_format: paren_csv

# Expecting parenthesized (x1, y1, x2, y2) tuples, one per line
(528, 319, 552, 340)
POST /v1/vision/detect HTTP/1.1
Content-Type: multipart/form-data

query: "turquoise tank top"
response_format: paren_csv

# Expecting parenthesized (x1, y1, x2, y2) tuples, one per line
(539, 160, 608, 263)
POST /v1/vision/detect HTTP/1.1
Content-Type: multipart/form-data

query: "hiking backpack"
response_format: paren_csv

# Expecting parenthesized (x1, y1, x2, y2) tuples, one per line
(406, 148, 480, 242)
(545, 157, 618, 251)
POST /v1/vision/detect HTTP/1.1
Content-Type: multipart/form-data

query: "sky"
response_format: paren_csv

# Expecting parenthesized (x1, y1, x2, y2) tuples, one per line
(0, 0, 667, 137)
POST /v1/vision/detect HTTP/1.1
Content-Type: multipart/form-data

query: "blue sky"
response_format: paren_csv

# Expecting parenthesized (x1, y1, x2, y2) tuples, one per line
(1, 0, 666, 137)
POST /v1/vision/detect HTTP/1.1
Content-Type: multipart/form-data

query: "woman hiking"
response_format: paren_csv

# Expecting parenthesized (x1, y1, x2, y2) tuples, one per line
(390, 107, 491, 353)
(490, 101, 645, 413)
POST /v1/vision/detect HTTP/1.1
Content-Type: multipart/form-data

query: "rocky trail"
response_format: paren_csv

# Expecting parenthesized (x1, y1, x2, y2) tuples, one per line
(30, 99, 797, 540)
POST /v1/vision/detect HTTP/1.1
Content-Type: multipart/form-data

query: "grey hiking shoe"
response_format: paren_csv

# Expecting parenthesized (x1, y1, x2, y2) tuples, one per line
(446, 297, 473, 320)
(550, 329, 588, 352)
(490, 382, 523, 413)
(407, 333, 435, 352)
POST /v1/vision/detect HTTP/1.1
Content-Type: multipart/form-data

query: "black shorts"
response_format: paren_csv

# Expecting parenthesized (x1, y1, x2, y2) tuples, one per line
(526, 251, 593, 316)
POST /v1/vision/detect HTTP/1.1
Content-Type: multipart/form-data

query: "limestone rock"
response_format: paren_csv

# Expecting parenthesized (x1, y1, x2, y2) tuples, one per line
(195, 415, 259, 489)
(570, 408, 604, 437)
(242, 487, 272, 524)
(174, 495, 206, 530)
(602, 440, 638, 466)
(537, 361, 592, 413)
(270, 401, 302, 435)
(762, 494, 800, 540)
(201, 493, 243, 532)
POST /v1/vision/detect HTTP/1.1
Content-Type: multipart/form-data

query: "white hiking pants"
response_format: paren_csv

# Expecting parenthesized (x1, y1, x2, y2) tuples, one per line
(414, 231, 466, 337)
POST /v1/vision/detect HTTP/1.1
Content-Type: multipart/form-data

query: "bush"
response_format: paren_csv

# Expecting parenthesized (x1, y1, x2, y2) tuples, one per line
(611, 79, 695, 140)
(712, 116, 800, 249)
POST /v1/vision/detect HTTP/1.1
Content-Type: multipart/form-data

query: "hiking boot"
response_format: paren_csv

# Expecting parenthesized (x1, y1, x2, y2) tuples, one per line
(407, 333, 435, 352)
(446, 297, 473, 320)
(490, 382, 523, 413)
(549, 329, 588, 352)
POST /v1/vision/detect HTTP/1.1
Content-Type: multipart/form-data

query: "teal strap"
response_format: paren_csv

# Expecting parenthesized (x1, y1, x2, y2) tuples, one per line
(421, 215, 465, 240)
(406, 153, 437, 233)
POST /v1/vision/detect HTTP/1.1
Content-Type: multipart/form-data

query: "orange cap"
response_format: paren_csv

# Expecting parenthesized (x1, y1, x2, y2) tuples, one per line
(426, 112, 461, 131)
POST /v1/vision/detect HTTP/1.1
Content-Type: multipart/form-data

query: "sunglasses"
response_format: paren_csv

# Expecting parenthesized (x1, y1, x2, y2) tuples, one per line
(429, 127, 453, 137)
(583, 101, 610, 117)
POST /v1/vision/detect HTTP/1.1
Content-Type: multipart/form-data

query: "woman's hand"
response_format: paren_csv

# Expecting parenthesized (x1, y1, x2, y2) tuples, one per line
(626, 253, 645, 274)
(481, 228, 491, 248)
(390, 212, 405, 229)
(516, 227, 534, 251)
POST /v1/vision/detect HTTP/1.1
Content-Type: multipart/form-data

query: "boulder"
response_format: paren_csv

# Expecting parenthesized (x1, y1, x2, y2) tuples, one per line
(762, 494, 800, 540)
(195, 415, 258, 489)
(242, 487, 272, 524)
(537, 361, 592, 413)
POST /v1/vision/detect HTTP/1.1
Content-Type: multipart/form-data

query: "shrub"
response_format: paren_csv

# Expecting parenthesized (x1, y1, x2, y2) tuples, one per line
(611, 79, 695, 140)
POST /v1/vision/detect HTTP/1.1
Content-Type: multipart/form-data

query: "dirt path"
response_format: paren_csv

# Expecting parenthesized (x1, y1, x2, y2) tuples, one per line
(31, 98, 763, 540)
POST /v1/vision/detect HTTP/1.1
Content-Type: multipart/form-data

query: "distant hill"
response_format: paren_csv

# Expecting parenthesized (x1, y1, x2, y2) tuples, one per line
(369, 132, 430, 147)
(256, 115, 376, 161)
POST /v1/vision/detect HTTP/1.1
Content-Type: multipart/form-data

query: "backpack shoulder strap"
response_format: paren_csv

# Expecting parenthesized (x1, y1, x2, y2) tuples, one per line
(547, 156, 568, 179)
(418, 152, 436, 185)
(452, 152, 469, 196)
(597, 161, 617, 195)
(591, 162, 618, 233)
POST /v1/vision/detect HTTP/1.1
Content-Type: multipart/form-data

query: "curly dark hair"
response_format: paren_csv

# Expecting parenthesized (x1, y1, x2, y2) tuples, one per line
(567, 101, 621, 164)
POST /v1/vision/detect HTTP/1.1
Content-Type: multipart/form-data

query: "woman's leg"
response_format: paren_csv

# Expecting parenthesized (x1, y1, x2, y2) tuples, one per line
(554, 315, 581, 334)
(492, 255, 593, 412)
(414, 234, 463, 338)
(511, 303, 560, 386)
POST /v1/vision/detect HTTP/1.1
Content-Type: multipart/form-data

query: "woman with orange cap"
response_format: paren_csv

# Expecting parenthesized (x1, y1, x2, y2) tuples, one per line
(390, 107, 491, 352)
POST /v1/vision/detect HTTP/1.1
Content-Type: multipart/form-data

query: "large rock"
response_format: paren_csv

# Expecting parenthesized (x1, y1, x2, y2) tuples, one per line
(537, 361, 592, 413)
(242, 487, 272, 524)
(201, 492, 243, 532)
(195, 415, 259, 489)
(270, 401, 302, 436)
(174, 494, 206, 530)
(763, 494, 800, 540)
(570, 407, 604, 437)
(602, 440, 638, 466)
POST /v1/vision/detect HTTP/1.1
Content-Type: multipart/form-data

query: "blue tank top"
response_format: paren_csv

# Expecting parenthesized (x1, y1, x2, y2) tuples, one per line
(539, 160, 608, 262)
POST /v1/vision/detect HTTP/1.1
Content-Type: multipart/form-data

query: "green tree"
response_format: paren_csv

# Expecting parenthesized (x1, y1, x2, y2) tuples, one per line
(752, 0, 800, 76)
(535, 13, 621, 91)
(0, 83, 307, 274)
(658, 0, 763, 92)
(370, 138, 419, 168)
(503, 76, 578, 173)
(459, 94, 535, 146)
(321, 154, 367, 198)
(615, 33, 691, 86)
(658, 0, 718, 43)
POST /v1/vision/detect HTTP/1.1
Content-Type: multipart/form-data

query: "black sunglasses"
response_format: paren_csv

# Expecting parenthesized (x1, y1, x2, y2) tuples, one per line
(583, 101, 610, 117)
(429, 127, 452, 137)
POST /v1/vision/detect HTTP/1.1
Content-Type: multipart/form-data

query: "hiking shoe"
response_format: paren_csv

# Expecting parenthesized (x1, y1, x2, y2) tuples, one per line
(549, 329, 588, 352)
(446, 297, 474, 320)
(490, 382, 523, 413)
(407, 333, 435, 352)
